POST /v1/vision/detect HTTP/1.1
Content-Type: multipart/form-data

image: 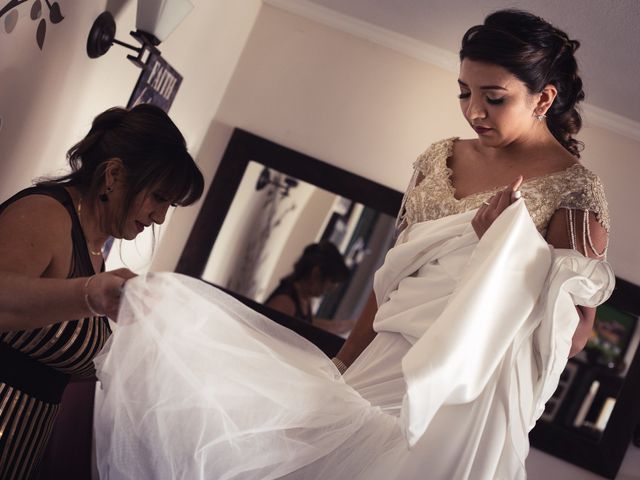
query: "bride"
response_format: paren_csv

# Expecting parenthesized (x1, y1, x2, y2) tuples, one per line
(94, 9, 613, 480)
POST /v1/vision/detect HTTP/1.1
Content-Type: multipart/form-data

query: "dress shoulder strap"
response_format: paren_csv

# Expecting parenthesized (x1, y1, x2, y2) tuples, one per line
(558, 166, 610, 232)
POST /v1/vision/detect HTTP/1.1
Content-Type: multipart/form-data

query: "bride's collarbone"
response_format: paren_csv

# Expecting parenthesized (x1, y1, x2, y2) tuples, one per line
(449, 145, 578, 196)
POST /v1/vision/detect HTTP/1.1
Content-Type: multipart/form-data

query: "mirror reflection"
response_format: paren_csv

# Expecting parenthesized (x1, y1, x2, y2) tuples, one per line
(541, 304, 640, 440)
(201, 161, 396, 336)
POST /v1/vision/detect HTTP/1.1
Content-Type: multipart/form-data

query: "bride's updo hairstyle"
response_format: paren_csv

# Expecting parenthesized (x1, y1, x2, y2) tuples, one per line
(460, 9, 585, 157)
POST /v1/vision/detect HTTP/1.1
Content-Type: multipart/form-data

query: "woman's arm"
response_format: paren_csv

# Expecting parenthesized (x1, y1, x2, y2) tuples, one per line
(0, 196, 131, 331)
(545, 208, 609, 357)
(0, 271, 131, 331)
(333, 291, 378, 369)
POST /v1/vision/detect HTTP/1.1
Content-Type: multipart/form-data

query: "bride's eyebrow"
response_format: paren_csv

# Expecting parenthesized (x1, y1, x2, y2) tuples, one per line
(457, 80, 508, 91)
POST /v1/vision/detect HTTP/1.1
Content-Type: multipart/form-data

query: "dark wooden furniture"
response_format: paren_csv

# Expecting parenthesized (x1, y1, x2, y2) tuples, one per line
(530, 277, 640, 479)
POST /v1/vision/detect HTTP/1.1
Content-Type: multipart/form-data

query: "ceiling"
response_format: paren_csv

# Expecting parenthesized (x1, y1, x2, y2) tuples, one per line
(302, 0, 640, 125)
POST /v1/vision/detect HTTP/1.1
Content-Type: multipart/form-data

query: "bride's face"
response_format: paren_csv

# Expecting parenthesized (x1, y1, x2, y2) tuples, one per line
(458, 59, 540, 148)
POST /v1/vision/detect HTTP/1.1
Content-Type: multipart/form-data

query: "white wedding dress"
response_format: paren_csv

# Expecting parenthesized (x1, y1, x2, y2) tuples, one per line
(93, 200, 614, 480)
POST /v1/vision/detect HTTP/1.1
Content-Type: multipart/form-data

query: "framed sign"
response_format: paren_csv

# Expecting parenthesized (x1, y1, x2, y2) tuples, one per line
(127, 52, 182, 113)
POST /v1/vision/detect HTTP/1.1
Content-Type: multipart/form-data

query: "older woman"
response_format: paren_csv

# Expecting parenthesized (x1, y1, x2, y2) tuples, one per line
(0, 103, 203, 479)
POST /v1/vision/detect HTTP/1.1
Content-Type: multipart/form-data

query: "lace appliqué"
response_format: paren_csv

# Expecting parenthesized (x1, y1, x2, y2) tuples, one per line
(397, 138, 611, 253)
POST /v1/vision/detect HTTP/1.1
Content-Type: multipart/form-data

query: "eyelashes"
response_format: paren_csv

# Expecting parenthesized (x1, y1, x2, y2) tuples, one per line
(153, 192, 177, 207)
(457, 92, 505, 105)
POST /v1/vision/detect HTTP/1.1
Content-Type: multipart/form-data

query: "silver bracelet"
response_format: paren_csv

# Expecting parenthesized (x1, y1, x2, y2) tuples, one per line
(331, 357, 348, 375)
(83, 275, 102, 317)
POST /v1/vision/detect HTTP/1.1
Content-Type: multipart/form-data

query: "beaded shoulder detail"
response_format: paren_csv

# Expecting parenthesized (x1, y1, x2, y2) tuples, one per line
(557, 168, 610, 231)
(397, 137, 610, 235)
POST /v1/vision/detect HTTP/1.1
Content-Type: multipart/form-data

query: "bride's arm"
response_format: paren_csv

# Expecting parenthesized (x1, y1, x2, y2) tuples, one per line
(332, 291, 378, 372)
(545, 208, 610, 357)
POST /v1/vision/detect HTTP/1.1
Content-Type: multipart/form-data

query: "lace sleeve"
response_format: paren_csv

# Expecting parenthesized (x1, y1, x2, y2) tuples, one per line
(559, 170, 610, 258)
(394, 149, 431, 236)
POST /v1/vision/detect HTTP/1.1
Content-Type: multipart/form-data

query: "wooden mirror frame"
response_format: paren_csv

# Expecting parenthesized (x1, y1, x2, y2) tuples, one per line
(176, 128, 640, 478)
(176, 128, 402, 278)
(175, 128, 402, 356)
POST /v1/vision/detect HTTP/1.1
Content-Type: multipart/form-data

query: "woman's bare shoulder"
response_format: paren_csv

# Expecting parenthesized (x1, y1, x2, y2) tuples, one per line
(1, 194, 72, 230)
(0, 194, 73, 276)
(265, 294, 297, 317)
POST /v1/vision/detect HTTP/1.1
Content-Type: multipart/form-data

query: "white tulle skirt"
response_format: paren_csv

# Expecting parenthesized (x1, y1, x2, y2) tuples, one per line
(94, 273, 410, 480)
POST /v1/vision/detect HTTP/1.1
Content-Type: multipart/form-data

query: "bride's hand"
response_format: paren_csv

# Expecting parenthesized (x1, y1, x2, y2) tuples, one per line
(472, 175, 523, 239)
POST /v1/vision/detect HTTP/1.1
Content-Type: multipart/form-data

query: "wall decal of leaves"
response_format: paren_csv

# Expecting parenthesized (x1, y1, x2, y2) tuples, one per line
(30, 0, 40, 20)
(4, 9, 18, 33)
(36, 16, 44, 48)
(0, 0, 65, 50)
(45, 0, 63, 23)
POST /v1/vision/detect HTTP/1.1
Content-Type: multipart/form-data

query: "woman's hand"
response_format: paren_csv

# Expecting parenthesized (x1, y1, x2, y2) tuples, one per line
(85, 268, 137, 320)
(472, 175, 523, 239)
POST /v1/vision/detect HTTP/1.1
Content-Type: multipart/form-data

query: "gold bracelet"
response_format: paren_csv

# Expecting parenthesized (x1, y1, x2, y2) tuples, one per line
(83, 276, 102, 317)
(331, 357, 348, 375)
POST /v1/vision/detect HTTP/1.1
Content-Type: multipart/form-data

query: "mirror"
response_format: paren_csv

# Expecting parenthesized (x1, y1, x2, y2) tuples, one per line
(200, 160, 396, 329)
(177, 128, 402, 342)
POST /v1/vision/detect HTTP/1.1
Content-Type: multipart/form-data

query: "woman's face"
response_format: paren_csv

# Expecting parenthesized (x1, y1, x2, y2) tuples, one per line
(305, 267, 340, 298)
(108, 184, 173, 240)
(458, 59, 540, 148)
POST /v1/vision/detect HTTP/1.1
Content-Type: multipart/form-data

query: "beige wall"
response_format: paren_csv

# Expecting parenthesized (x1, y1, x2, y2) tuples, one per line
(578, 125, 640, 282)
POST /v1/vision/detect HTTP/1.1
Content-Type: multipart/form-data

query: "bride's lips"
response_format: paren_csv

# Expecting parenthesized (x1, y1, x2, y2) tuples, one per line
(474, 126, 493, 135)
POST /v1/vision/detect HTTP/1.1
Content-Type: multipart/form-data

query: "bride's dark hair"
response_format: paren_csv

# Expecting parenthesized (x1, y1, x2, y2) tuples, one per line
(460, 9, 584, 157)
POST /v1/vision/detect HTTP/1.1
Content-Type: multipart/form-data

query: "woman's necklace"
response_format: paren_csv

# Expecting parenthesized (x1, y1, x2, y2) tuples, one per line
(77, 197, 104, 257)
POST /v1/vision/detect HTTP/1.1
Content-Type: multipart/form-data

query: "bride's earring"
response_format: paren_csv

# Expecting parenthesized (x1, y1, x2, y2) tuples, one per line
(534, 110, 547, 122)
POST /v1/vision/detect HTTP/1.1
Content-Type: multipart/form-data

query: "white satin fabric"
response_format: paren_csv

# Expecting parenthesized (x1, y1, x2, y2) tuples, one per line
(94, 200, 614, 480)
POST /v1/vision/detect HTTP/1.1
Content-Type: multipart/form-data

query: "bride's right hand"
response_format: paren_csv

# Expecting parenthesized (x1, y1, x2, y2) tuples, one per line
(472, 175, 523, 239)
(85, 268, 137, 320)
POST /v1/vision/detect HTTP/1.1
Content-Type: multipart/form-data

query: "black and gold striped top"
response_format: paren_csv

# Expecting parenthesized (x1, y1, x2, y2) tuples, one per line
(0, 186, 111, 480)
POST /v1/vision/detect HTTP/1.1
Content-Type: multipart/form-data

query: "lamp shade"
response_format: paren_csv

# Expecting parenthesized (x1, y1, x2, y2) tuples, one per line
(135, 0, 194, 42)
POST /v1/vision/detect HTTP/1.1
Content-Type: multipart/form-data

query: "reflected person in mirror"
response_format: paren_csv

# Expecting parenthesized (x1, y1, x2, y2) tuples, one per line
(0, 104, 204, 480)
(265, 241, 353, 334)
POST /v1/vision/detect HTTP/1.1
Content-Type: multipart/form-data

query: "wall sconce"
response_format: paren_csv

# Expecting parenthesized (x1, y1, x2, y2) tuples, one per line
(256, 167, 299, 197)
(86, 0, 193, 65)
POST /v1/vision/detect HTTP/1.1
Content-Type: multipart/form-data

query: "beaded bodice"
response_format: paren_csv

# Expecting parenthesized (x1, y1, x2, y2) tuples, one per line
(398, 137, 610, 236)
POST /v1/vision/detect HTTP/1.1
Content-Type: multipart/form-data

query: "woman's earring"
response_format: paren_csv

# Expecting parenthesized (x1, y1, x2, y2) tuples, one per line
(99, 186, 112, 202)
(534, 111, 547, 122)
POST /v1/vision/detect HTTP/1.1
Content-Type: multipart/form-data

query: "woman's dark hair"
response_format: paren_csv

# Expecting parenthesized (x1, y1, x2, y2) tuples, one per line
(38, 103, 204, 233)
(460, 9, 584, 157)
(291, 241, 349, 283)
